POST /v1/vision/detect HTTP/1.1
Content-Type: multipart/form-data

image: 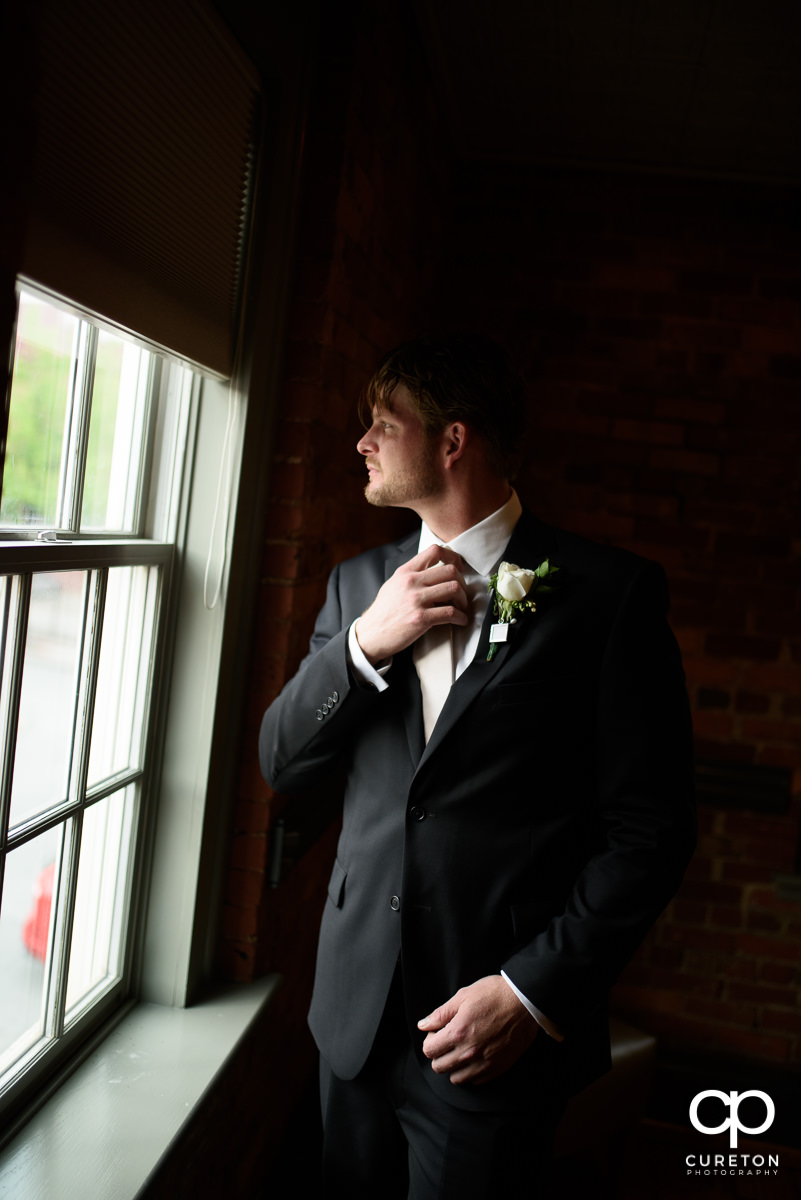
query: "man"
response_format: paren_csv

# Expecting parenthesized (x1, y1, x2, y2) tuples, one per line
(260, 334, 695, 1198)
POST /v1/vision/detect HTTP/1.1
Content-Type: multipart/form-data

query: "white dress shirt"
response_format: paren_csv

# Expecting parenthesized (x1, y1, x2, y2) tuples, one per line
(347, 490, 562, 1040)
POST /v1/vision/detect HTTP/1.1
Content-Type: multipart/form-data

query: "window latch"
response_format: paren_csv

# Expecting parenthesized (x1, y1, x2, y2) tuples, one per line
(37, 530, 73, 543)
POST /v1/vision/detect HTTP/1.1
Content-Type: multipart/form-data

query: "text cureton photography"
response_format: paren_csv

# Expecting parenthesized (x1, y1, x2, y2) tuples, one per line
(686, 1152, 779, 1178)
(684, 1089, 781, 1180)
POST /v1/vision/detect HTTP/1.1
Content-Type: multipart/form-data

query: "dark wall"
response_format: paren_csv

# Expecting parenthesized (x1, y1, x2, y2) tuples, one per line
(220, 3, 801, 1171)
(2, 1, 796, 1186)
(220, 0, 452, 1153)
(431, 165, 801, 1065)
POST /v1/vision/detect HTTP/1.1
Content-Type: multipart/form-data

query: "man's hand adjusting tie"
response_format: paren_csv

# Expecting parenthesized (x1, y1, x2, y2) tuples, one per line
(354, 544, 468, 666)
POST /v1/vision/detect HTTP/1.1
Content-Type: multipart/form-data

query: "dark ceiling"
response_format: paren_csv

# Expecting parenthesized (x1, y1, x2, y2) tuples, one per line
(414, 0, 801, 183)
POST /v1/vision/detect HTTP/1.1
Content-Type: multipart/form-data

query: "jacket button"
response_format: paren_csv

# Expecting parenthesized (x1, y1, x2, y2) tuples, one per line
(409, 805, 425, 822)
(390, 895, 400, 911)
(332, 690, 339, 703)
(328, 694, 337, 706)
(321, 702, 329, 714)
(315, 710, 324, 721)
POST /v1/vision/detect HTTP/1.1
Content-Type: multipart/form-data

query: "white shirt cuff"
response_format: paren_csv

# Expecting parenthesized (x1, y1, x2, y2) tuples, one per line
(347, 621, 392, 691)
(501, 970, 564, 1042)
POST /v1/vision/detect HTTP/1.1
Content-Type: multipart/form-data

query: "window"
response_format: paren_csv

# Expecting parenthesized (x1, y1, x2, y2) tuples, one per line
(0, 283, 196, 1116)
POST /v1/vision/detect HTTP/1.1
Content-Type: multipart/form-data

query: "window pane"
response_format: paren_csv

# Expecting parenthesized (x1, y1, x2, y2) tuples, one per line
(146, 361, 194, 542)
(0, 825, 63, 1077)
(87, 566, 159, 790)
(0, 575, 16, 802)
(81, 333, 152, 532)
(0, 293, 78, 528)
(65, 788, 136, 1017)
(10, 572, 88, 828)
(0, 285, 194, 1106)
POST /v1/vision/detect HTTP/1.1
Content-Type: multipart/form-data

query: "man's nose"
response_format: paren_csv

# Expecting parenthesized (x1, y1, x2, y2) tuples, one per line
(357, 426, 377, 455)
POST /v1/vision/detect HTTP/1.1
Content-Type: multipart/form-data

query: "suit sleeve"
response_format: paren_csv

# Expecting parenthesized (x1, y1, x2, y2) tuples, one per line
(259, 564, 382, 794)
(501, 560, 696, 1036)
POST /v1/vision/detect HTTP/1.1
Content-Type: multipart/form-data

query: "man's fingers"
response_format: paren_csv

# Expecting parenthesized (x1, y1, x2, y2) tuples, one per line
(420, 1024, 481, 1076)
(412, 543, 463, 571)
(429, 1046, 474, 1076)
(355, 544, 469, 661)
(426, 606, 469, 628)
(420, 1025, 459, 1064)
(405, 548, 470, 619)
(418, 564, 469, 623)
(418, 993, 466, 1063)
(421, 565, 468, 598)
(418, 999, 456, 1032)
(423, 585, 469, 623)
(418, 977, 539, 1086)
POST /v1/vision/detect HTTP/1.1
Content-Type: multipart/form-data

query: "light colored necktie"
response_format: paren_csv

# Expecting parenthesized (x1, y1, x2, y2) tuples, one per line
(413, 623, 454, 742)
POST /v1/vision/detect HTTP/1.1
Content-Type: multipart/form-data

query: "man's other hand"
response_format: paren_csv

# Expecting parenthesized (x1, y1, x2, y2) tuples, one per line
(417, 975, 538, 1086)
(354, 544, 468, 664)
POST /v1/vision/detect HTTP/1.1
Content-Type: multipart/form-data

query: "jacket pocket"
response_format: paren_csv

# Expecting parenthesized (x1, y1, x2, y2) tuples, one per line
(327, 856, 347, 908)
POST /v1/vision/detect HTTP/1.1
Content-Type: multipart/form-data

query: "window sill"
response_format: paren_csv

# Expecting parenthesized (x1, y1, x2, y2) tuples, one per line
(0, 975, 282, 1199)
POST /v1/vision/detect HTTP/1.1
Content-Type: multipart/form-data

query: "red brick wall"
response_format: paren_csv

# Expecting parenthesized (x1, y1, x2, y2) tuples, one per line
(435, 165, 801, 1067)
(219, 0, 449, 1105)
(224, 37, 801, 1080)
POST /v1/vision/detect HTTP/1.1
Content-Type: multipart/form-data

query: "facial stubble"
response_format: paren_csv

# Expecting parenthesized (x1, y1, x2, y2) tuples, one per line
(363, 444, 443, 509)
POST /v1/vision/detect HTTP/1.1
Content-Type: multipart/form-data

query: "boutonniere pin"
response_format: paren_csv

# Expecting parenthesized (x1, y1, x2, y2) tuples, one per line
(486, 559, 559, 661)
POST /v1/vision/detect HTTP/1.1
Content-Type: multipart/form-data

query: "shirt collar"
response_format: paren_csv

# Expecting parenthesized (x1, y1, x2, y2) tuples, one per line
(417, 490, 523, 576)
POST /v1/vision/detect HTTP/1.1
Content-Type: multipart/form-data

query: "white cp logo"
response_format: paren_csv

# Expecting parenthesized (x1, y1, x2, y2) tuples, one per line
(690, 1090, 775, 1148)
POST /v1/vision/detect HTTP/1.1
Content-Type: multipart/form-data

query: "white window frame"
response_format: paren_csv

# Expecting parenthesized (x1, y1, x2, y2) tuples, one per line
(0, 6, 313, 1183)
(0, 282, 202, 1127)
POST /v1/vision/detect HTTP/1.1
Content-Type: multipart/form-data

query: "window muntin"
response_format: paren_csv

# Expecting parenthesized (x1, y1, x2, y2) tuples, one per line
(1, 288, 160, 536)
(0, 283, 194, 1115)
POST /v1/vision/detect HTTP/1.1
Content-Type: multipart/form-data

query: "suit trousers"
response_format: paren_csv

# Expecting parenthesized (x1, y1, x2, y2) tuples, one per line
(318, 969, 565, 1200)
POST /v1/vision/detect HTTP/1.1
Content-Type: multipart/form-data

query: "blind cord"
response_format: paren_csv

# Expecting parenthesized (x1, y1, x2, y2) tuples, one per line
(203, 381, 237, 611)
(202, 127, 261, 611)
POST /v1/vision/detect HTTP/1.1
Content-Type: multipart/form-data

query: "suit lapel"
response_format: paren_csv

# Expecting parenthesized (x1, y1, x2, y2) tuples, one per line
(383, 530, 419, 582)
(413, 510, 556, 777)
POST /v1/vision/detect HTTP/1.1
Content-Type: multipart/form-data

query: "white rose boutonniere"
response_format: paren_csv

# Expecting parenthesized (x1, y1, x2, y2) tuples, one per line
(486, 558, 559, 660)
(496, 562, 537, 603)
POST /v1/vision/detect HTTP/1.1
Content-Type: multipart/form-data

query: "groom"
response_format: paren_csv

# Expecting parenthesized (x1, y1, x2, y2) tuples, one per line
(260, 334, 695, 1197)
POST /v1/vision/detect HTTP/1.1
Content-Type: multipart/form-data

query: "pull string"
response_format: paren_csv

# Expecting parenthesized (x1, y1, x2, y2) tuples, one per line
(203, 381, 237, 610)
(202, 131, 261, 611)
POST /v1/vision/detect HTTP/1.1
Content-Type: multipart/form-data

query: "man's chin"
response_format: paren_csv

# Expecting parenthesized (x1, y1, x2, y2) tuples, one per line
(364, 483, 389, 508)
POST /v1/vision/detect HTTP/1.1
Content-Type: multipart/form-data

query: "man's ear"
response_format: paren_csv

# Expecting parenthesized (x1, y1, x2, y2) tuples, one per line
(443, 422, 469, 470)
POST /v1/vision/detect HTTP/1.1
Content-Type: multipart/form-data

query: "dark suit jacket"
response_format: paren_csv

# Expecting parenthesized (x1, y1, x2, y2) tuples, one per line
(259, 510, 695, 1112)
